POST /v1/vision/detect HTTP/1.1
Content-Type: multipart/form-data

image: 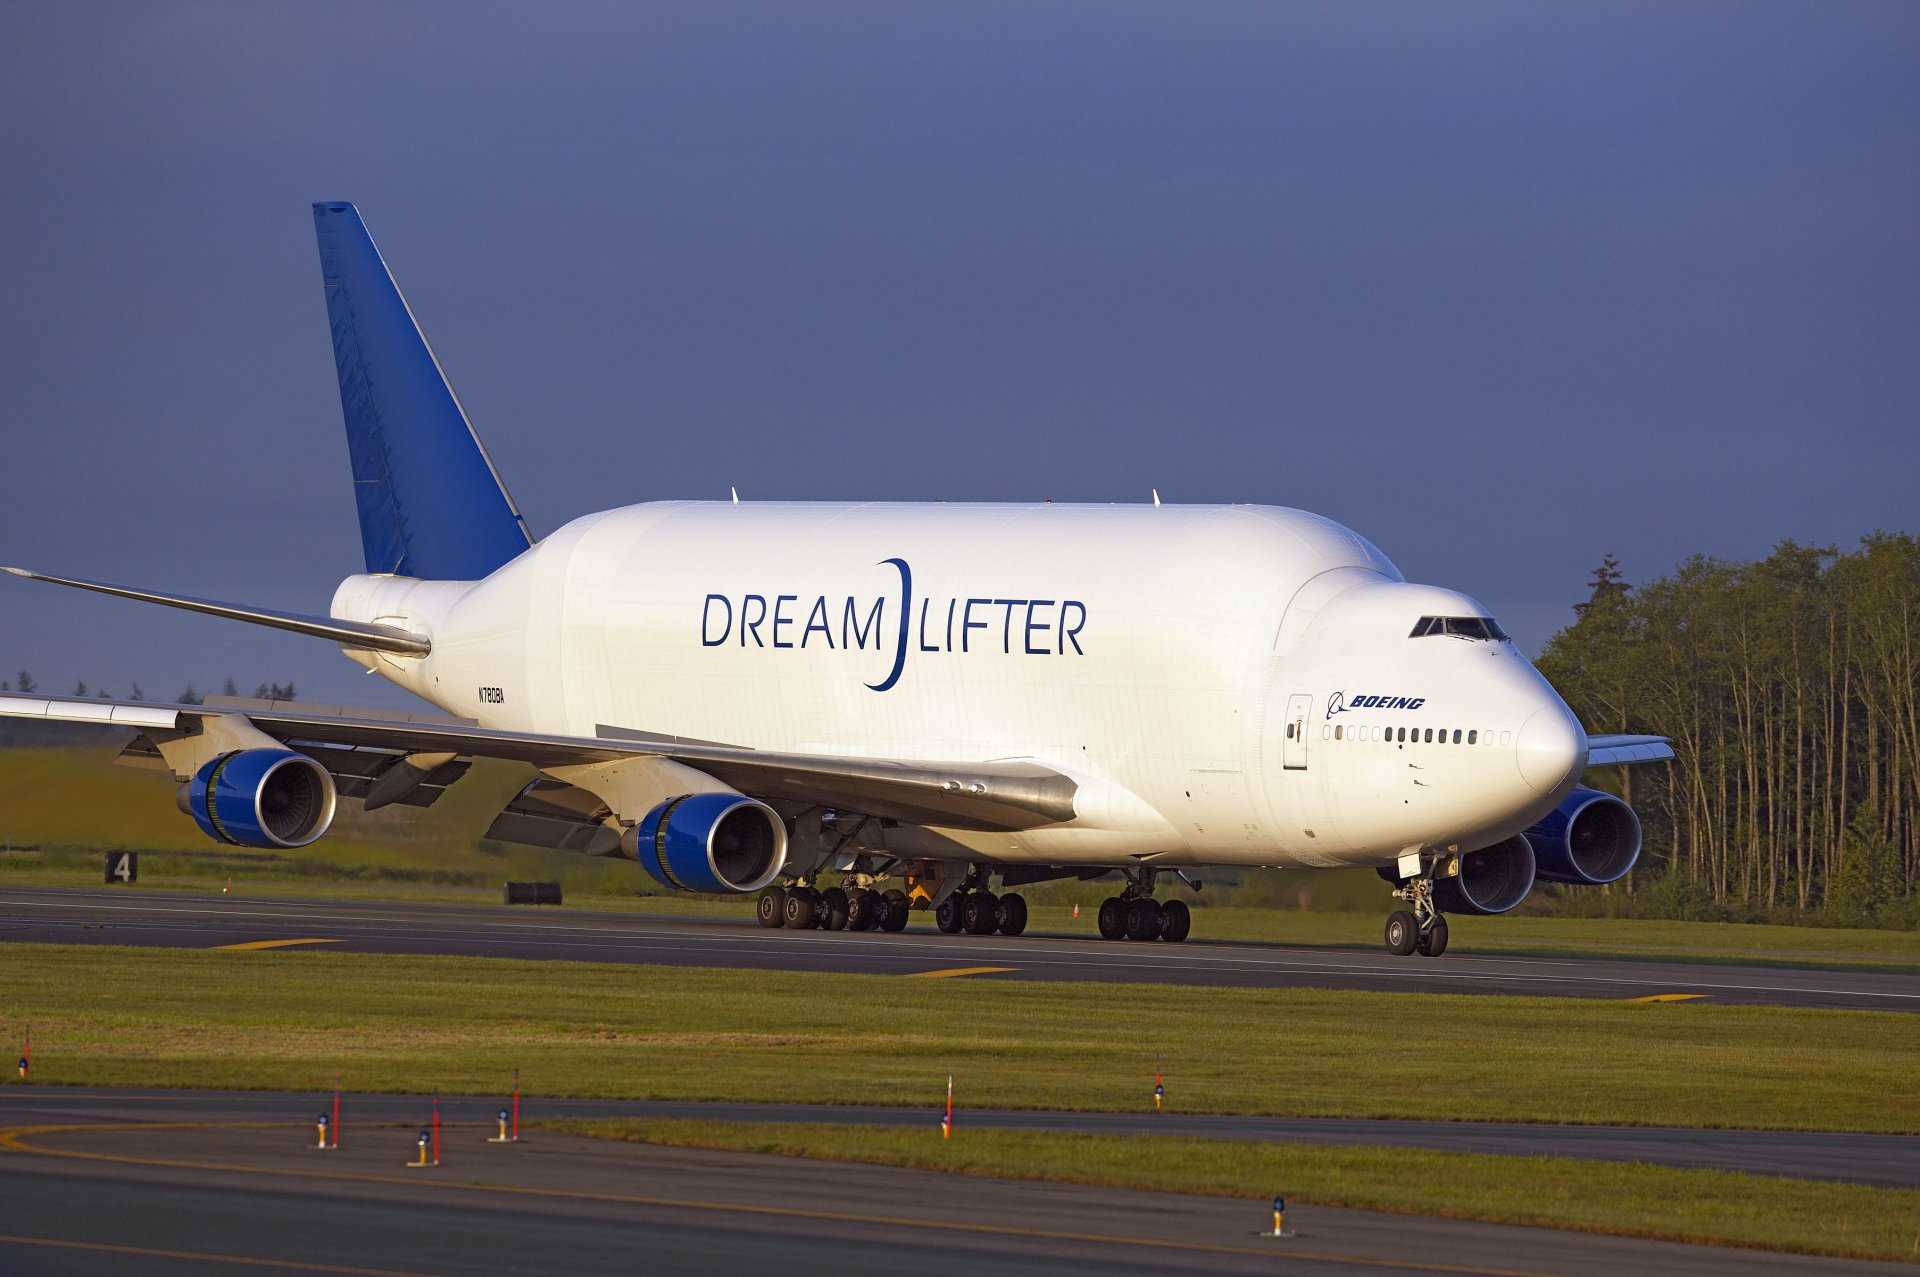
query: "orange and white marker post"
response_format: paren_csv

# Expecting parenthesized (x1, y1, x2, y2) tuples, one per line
(431, 1091, 441, 1166)
(1072, 902, 1079, 919)
(1154, 1057, 1164, 1111)
(489, 1070, 521, 1143)
(941, 1076, 953, 1140)
(331, 1077, 341, 1149)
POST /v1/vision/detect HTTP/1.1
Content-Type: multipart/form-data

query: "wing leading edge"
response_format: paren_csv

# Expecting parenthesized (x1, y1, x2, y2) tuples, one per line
(1586, 734, 1675, 767)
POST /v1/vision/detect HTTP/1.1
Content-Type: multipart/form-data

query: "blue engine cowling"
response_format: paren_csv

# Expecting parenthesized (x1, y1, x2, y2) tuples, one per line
(627, 793, 788, 894)
(1525, 786, 1641, 885)
(179, 749, 337, 848)
(1433, 835, 1536, 915)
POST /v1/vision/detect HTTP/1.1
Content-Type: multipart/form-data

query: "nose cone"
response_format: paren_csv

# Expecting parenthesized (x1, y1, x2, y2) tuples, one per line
(1516, 703, 1587, 795)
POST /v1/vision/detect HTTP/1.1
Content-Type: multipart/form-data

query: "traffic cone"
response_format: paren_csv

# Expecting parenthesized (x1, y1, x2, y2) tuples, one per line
(223, 879, 231, 894)
(1072, 902, 1080, 919)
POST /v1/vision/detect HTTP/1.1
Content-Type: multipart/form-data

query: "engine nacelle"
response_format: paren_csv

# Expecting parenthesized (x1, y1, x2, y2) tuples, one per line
(1526, 786, 1641, 885)
(179, 749, 337, 848)
(627, 793, 787, 894)
(1433, 835, 1536, 915)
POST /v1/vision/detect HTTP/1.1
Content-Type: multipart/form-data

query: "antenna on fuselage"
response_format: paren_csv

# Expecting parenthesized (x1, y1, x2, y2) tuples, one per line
(1151, 488, 1161, 506)
(730, 487, 739, 504)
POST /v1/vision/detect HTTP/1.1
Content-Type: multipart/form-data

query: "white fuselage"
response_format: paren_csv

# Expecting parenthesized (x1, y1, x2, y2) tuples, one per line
(332, 502, 1586, 870)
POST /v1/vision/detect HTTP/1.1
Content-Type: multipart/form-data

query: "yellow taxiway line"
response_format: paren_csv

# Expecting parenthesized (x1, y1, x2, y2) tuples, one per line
(906, 965, 1019, 978)
(1627, 993, 1709, 1003)
(0, 1233, 450, 1276)
(213, 938, 345, 951)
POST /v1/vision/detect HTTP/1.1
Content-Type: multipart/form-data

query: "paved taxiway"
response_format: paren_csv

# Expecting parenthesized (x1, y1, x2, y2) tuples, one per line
(0, 1089, 1898, 1276)
(6, 1087, 1916, 1188)
(2, 886, 1915, 1012)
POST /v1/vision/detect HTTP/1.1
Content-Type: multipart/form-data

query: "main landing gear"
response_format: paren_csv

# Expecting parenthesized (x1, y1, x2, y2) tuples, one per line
(756, 883, 911, 933)
(933, 874, 1028, 937)
(1381, 872, 1448, 958)
(1093, 869, 1190, 943)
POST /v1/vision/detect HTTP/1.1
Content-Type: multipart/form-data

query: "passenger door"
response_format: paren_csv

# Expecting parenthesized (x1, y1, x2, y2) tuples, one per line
(1282, 693, 1312, 771)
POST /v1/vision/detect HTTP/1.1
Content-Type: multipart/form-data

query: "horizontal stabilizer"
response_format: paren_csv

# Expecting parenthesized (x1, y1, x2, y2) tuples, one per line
(1585, 734, 1675, 767)
(2, 566, 430, 656)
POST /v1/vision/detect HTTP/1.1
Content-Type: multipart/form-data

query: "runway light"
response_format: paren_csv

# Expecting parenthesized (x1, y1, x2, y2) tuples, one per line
(1154, 1056, 1163, 1112)
(315, 1114, 329, 1149)
(1265, 1195, 1292, 1239)
(410, 1130, 431, 1168)
(942, 1075, 953, 1140)
(489, 1108, 511, 1143)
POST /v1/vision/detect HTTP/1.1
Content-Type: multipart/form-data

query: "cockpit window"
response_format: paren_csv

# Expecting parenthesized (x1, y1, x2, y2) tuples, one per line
(1409, 615, 1509, 641)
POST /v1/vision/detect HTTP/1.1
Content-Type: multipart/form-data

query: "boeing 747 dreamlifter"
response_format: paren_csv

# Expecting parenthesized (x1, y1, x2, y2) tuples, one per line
(1, 203, 1672, 956)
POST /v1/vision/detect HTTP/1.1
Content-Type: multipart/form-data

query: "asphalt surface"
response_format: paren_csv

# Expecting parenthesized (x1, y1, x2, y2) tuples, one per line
(0, 1089, 1899, 1276)
(2, 886, 1916, 1012)
(5, 1087, 1915, 1189)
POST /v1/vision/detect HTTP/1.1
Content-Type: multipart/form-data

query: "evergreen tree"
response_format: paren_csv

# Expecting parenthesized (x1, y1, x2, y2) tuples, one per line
(178, 685, 202, 705)
(74, 680, 87, 697)
(16, 671, 34, 694)
(129, 683, 144, 701)
(1572, 553, 1630, 618)
(223, 678, 238, 697)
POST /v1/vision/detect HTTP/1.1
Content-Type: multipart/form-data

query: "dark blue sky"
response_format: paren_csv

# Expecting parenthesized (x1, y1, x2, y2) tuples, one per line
(2, 2, 1914, 708)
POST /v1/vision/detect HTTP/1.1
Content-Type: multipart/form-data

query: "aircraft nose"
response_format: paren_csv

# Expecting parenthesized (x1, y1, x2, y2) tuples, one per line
(1516, 702, 1587, 795)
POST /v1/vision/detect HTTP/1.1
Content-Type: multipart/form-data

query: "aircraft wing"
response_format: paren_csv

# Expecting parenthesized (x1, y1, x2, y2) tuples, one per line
(1585, 734, 1675, 767)
(0, 691, 1077, 832)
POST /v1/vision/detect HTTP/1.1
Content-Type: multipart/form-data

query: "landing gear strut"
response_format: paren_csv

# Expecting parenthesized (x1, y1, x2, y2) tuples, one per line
(1385, 871, 1448, 958)
(1093, 869, 1190, 943)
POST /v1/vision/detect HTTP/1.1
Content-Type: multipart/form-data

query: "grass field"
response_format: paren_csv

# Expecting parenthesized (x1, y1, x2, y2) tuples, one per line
(551, 1119, 1920, 1264)
(4, 943, 1915, 1133)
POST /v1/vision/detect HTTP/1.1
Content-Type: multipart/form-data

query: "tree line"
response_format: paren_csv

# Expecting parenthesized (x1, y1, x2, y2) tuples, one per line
(3, 675, 298, 704)
(1539, 536, 1919, 926)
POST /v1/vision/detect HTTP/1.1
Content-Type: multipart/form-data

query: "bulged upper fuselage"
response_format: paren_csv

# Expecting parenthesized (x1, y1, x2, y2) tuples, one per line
(333, 501, 1584, 870)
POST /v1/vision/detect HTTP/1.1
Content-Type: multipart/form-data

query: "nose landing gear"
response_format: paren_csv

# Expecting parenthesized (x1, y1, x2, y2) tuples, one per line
(1384, 872, 1449, 957)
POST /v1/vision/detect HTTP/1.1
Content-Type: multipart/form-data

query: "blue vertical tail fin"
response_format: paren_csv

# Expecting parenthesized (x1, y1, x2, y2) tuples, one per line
(313, 202, 533, 579)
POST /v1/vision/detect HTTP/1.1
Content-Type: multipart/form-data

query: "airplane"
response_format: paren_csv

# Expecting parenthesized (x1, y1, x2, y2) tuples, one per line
(0, 202, 1673, 957)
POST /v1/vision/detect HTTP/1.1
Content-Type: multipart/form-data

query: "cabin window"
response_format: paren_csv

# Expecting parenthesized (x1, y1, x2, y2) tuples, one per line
(1452, 729, 1462, 744)
(1334, 725, 1343, 740)
(1468, 730, 1478, 744)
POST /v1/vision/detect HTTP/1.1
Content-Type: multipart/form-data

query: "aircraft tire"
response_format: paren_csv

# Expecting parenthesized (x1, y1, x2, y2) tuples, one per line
(1124, 897, 1162, 942)
(1416, 916, 1449, 957)
(1159, 898, 1191, 943)
(784, 887, 821, 930)
(845, 889, 876, 931)
(963, 890, 1000, 935)
(1096, 896, 1126, 940)
(755, 886, 787, 929)
(1384, 910, 1418, 955)
(996, 892, 1027, 936)
(935, 893, 966, 934)
(821, 887, 850, 931)
(881, 895, 910, 931)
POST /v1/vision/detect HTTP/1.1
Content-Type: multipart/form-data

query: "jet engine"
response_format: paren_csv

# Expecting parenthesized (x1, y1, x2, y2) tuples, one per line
(1525, 786, 1641, 885)
(626, 793, 788, 894)
(179, 749, 337, 848)
(1433, 834, 1536, 915)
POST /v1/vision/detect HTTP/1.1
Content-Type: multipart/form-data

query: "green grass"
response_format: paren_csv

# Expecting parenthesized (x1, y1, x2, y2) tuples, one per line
(4, 943, 1915, 1133)
(549, 1119, 1920, 1264)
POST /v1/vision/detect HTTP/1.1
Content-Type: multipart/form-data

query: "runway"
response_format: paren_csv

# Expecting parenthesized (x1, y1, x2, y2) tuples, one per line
(6, 1086, 1915, 1188)
(0, 1088, 1896, 1276)
(2, 886, 1915, 1012)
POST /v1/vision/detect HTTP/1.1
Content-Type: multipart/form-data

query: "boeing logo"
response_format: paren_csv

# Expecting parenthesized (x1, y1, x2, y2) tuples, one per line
(1326, 690, 1426, 719)
(700, 558, 1088, 692)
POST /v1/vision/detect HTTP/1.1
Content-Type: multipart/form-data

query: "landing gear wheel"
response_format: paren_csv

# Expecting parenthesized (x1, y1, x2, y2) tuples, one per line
(1097, 896, 1126, 940)
(1125, 897, 1163, 942)
(1384, 909, 1418, 955)
(963, 890, 1000, 936)
(845, 889, 876, 932)
(935, 893, 965, 934)
(755, 886, 787, 929)
(996, 893, 1028, 937)
(881, 894, 910, 932)
(1159, 898, 1191, 943)
(1416, 916, 1449, 957)
(783, 887, 820, 930)
(821, 887, 850, 932)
